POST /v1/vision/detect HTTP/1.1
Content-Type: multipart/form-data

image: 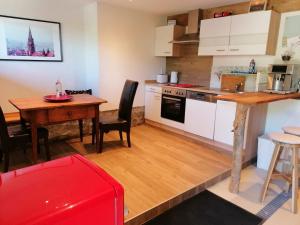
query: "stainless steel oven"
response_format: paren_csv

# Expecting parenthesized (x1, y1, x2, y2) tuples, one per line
(161, 87, 186, 123)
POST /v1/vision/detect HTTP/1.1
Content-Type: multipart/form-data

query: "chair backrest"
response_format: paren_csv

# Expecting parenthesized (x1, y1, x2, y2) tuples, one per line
(118, 80, 139, 123)
(0, 107, 10, 154)
(65, 89, 92, 95)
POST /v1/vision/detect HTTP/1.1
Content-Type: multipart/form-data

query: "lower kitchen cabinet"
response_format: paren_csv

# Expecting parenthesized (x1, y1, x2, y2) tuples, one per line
(145, 86, 162, 123)
(214, 100, 237, 146)
(184, 99, 216, 139)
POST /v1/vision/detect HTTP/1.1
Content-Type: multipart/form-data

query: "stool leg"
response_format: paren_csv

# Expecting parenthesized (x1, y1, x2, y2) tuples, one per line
(292, 147, 298, 213)
(261, 143, 281, 202)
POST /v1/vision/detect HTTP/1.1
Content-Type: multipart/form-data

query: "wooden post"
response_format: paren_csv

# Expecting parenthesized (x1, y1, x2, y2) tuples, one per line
(229, 103, 250, 193)
(94, 104, 100, 153)
(292, 146, 298, 213)
(30, 121, 38, 163)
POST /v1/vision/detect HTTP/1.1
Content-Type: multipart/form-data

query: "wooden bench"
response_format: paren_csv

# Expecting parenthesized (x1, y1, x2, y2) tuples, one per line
(4, 112, 21, 124)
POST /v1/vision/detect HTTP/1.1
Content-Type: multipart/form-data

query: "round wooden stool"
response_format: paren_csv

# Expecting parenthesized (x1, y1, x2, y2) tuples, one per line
(283, 126, 300, 136)
(260, 132, 300, 213)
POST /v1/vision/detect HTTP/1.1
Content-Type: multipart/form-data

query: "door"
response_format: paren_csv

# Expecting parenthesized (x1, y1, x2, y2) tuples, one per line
(185, 99, 216, 139)
(198, 16, 231, 56)
(155, 25, 174, 57)
(214, 100, 237, 146)
(161, 95, 186, 123)
(145, 90, 162, 123)
(229, 11, 271, 55)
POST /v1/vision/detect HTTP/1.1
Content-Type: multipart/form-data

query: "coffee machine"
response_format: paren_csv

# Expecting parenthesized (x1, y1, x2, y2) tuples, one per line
(264, 64, 300, 94)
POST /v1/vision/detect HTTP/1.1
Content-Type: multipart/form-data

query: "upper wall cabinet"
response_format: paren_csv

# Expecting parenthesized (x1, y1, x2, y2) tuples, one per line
(198, 10, 280, 56)
(155, 25, 185, 57)
(198, 16, 231, 56)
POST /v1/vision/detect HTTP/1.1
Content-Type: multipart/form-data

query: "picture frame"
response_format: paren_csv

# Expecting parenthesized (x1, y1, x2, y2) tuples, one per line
(0, 15, 63, 62)
(249, 0, 268, 13)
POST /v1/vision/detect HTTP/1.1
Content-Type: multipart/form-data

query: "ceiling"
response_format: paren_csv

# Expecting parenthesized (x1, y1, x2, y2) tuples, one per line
(100, 0, 249, 15)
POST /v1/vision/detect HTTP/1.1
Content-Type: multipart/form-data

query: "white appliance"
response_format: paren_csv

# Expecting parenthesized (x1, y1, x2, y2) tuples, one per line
(170, 71, 178, 84)
(156, 74, 168, 84)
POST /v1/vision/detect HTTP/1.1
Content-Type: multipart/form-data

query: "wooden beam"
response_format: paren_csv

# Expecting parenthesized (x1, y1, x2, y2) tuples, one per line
(229, 103, 250, 193)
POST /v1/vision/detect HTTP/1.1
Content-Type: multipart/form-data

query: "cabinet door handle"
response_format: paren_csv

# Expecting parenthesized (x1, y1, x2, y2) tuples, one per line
(163, 96, 181, 102)
(216, 49, 225, 52)
(164, 51, 171, 54)
(230, 49, 240, 51)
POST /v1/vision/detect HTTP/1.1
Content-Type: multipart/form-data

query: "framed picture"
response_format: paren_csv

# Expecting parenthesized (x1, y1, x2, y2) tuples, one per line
(249, 0, 268, 12)
(0, 15, 63, 62)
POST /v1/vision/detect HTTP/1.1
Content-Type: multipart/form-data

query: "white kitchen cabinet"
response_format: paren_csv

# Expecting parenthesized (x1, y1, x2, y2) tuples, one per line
(184, 99, 216, 139)
(155, 25, 185, 57)
(214, 100, 237, 146)
(145, 86, 162, 123)
(198, 16, 231, 56)
(198, 10, 280, 56)
(229, 10, 279, 55)
(214, 100, 248, 147)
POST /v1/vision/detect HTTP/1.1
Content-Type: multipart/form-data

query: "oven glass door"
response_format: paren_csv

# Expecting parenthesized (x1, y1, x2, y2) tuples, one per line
(161, 94, 186, 123)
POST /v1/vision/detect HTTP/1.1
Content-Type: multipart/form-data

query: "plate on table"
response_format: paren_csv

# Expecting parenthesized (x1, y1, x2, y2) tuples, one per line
(44, 95, 73, 102)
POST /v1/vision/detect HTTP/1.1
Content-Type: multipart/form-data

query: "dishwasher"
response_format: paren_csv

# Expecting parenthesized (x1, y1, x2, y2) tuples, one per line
(184, 91, 217, 139)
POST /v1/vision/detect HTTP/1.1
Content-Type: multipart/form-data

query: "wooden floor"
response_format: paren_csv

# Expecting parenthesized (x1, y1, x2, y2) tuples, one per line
(1, 124, 232, 225)
(71, 124, 232, 225)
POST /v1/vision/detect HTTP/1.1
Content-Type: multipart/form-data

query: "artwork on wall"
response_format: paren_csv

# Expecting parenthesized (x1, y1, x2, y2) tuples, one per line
(249, 0, 268, 12)
(0, 15, 63, 61)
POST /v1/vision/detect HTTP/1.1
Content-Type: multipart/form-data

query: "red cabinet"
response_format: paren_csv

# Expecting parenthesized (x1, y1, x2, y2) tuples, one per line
(0, 154, 124, 225)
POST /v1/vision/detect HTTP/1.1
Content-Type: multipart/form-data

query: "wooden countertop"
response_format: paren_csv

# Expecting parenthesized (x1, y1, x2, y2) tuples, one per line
(216, 92, 300, 105)
(145, 83, 231, 95)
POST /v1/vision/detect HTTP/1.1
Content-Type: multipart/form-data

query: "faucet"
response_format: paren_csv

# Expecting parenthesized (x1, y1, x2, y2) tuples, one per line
(235, 82, 243, 92)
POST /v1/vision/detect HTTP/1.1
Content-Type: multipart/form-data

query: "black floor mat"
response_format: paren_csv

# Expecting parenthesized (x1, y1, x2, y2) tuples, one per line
(144, 190, 263, 225)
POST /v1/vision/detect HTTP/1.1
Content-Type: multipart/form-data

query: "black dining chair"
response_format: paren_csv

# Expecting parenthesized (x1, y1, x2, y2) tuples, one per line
(93, 80, 138, 153)
(64, 89, 95, 143)
(0, 107, 50, 172)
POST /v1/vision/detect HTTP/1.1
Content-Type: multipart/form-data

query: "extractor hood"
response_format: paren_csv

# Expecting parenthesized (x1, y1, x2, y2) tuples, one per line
(170, 10, 201, 44)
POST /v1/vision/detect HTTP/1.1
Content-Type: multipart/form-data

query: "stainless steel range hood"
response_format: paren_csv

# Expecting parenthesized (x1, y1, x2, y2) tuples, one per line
(170, 10, 200, 44)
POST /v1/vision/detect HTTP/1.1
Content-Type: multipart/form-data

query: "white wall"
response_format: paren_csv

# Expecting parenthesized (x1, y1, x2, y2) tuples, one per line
(84, 1, 100, 97)
(98, 2, 165, 111)
(0, 0, 93, 112)
(210, 11, 300, 133)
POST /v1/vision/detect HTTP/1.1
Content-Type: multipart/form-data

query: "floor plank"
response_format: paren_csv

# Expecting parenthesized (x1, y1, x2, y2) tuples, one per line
(76, 124, 232, 224)
(0, 124, 232, 225)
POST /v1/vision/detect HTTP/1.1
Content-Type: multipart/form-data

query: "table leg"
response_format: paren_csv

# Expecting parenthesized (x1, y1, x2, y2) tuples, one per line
(229, 103, 250, 193)
(31, 122, 38, 163)
(94, 105, 100, 153)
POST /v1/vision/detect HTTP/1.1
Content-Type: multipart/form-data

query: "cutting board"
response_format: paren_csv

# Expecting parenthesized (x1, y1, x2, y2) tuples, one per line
(221, 74, 246, 92)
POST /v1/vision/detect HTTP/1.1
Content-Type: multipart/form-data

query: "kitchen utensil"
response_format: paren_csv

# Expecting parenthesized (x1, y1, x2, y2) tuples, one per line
(44, 94, 73, 102)
(170, 71, 178, 84)
(222, 11, 232, 17)
(274, 78, 284, 91)
(214, 12, 223, 18)
(156, 74, 168, 84)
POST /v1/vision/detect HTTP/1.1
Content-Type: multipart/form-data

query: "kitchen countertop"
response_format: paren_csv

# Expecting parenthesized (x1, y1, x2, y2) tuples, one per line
(145, 82, 231, 95)
(216, 91, 300, 104)
(145, 82, 300, 104)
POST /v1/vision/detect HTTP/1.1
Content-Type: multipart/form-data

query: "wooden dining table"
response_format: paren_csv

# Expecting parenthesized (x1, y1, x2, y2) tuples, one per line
(9, 94, 107, 163)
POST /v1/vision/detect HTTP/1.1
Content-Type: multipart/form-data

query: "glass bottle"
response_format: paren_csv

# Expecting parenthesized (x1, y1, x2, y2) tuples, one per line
(55, 79, 62, 97)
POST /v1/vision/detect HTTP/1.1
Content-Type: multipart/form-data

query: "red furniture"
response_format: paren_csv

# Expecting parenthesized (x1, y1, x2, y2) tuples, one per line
(0, 154, 124, 225)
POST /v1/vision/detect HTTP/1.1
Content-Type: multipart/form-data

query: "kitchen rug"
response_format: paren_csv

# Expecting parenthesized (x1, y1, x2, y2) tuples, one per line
(144, 190, 263, 225)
